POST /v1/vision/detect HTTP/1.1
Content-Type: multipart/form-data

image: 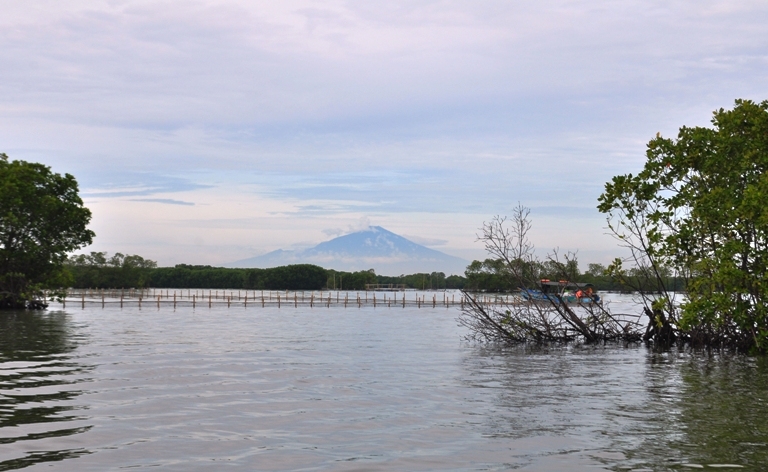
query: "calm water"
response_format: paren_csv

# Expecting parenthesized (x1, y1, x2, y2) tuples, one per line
(1, 296, 767, 471)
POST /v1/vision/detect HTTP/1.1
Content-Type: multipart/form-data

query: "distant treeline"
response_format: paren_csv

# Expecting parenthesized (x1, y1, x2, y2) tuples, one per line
(68, 253, 333, 290)
(65, 252, 684, 293)
(347, 271, 465, 290)
(66, 253, 411, 291)
(65, 253, 469, 291)
(462, 258, 686, 293)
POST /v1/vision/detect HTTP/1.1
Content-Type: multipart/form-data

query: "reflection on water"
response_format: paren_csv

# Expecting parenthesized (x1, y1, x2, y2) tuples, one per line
(628, 351, 768, 470)
(674, 354, 768, 467)
(464, 345, 768, 470)
(0, 301, 767, 470)
(0, 311, 92, 469)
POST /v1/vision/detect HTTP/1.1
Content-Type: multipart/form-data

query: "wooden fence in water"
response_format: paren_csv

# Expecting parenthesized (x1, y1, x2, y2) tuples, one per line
(54, 288, 524, 310)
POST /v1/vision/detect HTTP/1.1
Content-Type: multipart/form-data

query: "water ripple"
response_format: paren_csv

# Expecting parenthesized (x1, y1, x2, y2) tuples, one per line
(0, 298, 767, 470)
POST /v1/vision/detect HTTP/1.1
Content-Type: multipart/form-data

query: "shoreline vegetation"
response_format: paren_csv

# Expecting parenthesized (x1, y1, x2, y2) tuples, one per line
(62, 251, 666, 293)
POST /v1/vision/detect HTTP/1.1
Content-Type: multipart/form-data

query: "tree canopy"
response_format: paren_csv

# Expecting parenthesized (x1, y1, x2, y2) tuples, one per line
(598, 99, 768, 352)
(0, 154, 94, 309)
(67, 252, 157, 288)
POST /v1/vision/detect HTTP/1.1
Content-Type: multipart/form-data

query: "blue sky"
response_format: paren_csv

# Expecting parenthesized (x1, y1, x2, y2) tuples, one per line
(2, 1, 767, 268)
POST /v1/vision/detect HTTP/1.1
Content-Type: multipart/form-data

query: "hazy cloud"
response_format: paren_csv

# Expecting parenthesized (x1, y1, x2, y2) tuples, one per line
(348, 217, 371, 233)
(322, 216, 372, 238)
(130, 198, 195, 206)
(402, 235, 449, 247)
(322, 227, 344, 237)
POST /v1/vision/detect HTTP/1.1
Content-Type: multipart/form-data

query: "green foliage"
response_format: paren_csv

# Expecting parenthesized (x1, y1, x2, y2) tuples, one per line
(464, 256, 583, 292)
(464, 259, 510, 291)
(244, 264, 328, 290)
(445, 275, 466, 289)
(461, 255, 684, 293)
(590, 258, 685, 293)
(66, 258, 468, 292)
(586, 263, 606, 277)
(539, 258, 580, 283)
(326, 269, 377, 290)
(150, 265, 250, 289)
(66, 260, 328, 291)
(65, 248, 683, 296)
(67, 252, 157, 288)
(374, 271, 462, 290)
(0, 154, 94, 309)
(598, 99, 768, 352)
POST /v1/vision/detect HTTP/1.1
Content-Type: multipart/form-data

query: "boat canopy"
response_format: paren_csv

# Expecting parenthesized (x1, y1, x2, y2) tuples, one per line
(537, 280, 595, 293)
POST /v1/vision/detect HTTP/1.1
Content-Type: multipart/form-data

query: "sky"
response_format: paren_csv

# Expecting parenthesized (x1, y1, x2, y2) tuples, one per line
(2, 0, 767, 270)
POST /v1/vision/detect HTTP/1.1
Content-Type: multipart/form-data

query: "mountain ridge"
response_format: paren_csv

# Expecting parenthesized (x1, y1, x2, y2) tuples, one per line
(227, 226, 468, 275)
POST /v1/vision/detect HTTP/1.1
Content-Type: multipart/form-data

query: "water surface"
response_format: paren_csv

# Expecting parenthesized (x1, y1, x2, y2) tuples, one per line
(1, 298, 767, 470)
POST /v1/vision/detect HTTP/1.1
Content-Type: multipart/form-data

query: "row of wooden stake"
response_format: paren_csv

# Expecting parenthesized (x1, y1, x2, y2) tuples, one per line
(57, 289, 521, 310)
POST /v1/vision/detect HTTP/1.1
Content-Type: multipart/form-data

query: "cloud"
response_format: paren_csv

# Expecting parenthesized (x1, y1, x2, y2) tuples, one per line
(80, 173, 212, 198)
(4, 0, 764, 135)
(348, 216, 371, 233)
(130, 198, 195, 206)
(322, 227, 344, 237)
(402, 235, 449, 247)
(322, 216, 372, 238)
(2, 1, 766, 266)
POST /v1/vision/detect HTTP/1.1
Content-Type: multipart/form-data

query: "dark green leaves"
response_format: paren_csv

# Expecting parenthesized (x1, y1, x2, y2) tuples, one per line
(0, 154, 94, 308)
(598, 99, 768, 352)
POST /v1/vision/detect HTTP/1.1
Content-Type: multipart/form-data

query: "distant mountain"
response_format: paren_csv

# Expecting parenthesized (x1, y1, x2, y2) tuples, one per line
(227, 226, 468, 275)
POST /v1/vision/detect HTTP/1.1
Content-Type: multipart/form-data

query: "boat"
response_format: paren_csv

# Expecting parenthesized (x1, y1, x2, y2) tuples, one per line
(519, 279, 601, 304)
